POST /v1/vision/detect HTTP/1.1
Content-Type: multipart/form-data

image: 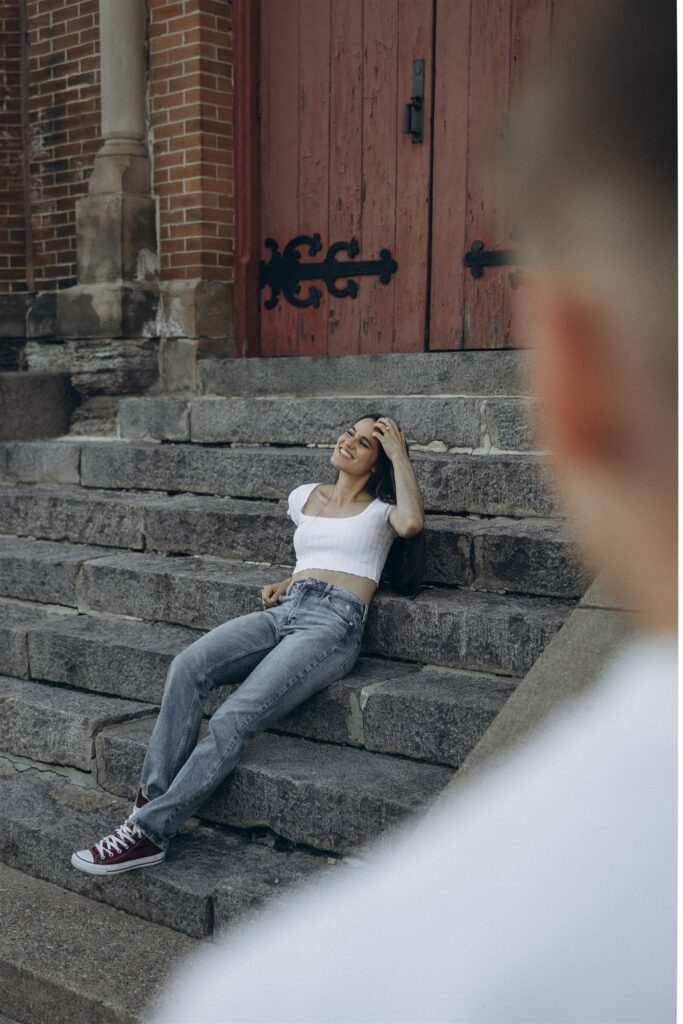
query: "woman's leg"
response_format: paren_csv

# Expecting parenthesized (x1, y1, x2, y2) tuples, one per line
(137, 606, 281, 805)
(130, 587, 364, 851)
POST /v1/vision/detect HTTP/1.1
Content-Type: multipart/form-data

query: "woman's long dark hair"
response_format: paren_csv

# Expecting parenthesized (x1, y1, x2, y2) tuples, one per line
(331, 412, 426, 598)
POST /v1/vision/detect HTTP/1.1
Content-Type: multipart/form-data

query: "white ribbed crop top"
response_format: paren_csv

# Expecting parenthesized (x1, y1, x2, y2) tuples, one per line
(287, 481, 398, 585)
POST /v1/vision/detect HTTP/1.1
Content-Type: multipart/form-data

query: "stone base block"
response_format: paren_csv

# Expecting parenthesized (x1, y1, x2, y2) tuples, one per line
(156, 279, 234, 341)
(0, 294, 29, 340)
(76, 192, 157, 284)
(0, 372, 77, 440)
(57, 282, 159, 340)
(152, 336, 234, 394)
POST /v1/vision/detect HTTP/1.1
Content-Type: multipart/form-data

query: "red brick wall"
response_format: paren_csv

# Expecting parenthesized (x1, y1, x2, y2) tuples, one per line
(26, 0, 101, 292)
(0, 1, 27, 292)
(0, 0, 234, 295)
(149, 0, 234, 281)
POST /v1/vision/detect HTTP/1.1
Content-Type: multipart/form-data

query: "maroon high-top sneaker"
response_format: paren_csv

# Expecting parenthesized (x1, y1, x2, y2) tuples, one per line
(131, 785, 149, 818)
(71, 819, 165, 875)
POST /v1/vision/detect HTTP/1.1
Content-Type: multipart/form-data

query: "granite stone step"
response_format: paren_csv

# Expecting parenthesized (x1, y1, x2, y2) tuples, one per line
(0, 599, 76, 678)
(2, 606, 518, 768)
(197, 349, 534, 397)
(0, 675, 157, 770)
(0, 540, 574, 674)
(0, 438, 561, 517)
(96, 717, 455, 853)
(0, 859, 197, 1024)
(118, 394, 544, 453)
(0, 765, 341, 940)
(0, 481, 590, 597)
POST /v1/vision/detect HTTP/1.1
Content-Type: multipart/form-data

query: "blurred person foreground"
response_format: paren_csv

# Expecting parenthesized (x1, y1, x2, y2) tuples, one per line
(146, 2, 677, 1022)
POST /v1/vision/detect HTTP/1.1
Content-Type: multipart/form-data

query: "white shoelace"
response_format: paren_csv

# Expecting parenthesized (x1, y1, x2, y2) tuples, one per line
(95, 820, 143, 858)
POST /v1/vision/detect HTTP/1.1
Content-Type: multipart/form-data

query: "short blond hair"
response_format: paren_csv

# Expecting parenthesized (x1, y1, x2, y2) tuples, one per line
(503, 0, 676, 400)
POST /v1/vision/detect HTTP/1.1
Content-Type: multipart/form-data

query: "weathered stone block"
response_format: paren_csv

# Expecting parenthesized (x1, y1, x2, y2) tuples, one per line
(0, 484, 150, 548)
(469, 515, 592, 598)
(199, 349, 536, 398)
(78, 440, 559, 517)
(0, 294, 28, 340)
(0, 769, 333, 940)
(189, 395, 484, 449)
(0, 859, 196, 1024)
(0, 441, 81, 484)
(363, 587, 573, 675)
(361, 667, 517, 766)
(156, 279, 234, 340)
(0, 675, 156, 769)
(118, 397, 190, 441)
(26, 291, 59, 340)
(28, 614, 199, 703)
(74, 548, 574, 672)
(0, 372, 76, 440)
(95, 719, 453, 853)
(483, 396, 544, 451)
(57, 282, 159, 341)
(0, 604, 74, 679)
(0, 536, 113, 606)
(76, 193, 157, 284)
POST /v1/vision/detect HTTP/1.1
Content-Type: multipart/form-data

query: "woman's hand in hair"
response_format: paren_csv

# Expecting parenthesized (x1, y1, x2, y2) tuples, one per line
(372, 416, 408, 462)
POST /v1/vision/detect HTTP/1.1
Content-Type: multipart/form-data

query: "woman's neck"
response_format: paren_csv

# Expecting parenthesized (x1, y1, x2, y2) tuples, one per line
(328, 475, 373, 508)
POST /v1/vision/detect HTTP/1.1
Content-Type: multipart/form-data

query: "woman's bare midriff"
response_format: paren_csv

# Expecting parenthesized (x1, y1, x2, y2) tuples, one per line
(289, 568, 377, 605)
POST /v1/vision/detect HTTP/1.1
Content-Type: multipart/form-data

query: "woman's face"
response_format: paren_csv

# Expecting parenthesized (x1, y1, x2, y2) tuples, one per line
(332, 417, 381, 476)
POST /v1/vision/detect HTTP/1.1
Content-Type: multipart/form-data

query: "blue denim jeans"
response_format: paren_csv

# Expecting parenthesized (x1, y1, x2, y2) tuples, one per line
(129, 577, 369, 851)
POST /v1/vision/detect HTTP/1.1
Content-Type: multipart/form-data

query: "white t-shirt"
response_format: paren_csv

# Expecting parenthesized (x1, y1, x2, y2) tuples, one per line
(148, 630, 678, 1024)
(287, 482, 398, 584)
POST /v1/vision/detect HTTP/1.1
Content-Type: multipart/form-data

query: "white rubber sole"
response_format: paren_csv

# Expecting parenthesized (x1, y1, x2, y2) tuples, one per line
(70, 850, 166, 875)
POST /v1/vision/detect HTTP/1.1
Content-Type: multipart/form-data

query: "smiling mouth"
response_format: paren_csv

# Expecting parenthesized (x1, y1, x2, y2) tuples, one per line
(337, 446, 354, 460)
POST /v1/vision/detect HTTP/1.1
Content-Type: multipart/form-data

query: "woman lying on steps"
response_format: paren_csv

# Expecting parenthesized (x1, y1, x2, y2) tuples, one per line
(71, 413, 425, 874)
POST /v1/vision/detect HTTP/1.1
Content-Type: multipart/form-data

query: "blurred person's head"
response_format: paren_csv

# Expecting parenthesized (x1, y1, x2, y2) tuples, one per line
(502, 0, 677, 636)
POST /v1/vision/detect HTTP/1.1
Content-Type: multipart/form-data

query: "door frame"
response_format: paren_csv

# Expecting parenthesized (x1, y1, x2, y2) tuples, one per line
(233, 0, 260, 357)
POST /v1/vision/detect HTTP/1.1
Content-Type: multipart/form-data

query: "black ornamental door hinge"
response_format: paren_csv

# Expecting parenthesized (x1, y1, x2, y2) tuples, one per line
(259, 234, 398, 310)
(463, 225, 528, 288)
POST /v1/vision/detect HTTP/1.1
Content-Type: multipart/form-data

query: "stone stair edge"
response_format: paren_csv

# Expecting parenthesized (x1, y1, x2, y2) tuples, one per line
(0, 533, 580, 609)
(0, 440, 562, 520)
(196, 349, 536, 398)
(0, 537, 578, 675)
(0, 857, 198, 1024)
(0, 762, 347, 944)
(0, 604, 521, 771)
(94, 718, 456, 854)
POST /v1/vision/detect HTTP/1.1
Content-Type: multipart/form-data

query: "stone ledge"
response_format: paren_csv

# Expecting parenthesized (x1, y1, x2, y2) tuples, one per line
(0, 859, 196, 1024)
(95, 719, 454, 854)
(433, 599, 639, 805)
(0, 767, 335, 941)
(0, 481, 589, 597)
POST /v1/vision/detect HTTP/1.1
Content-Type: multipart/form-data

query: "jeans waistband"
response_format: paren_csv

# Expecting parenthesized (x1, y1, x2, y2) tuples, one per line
(287, 577, 368, 614)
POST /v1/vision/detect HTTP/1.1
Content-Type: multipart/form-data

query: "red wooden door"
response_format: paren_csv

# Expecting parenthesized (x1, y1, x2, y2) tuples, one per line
(429, 0, 594, 350)
(255, 0, 589, 357)
(258, 0, 434, 357)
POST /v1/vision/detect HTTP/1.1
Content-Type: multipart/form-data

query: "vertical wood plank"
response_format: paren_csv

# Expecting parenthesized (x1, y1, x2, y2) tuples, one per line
(259, 0, 300, 356)
(298, 0, 331, 356)
(393, 0, 433, 353)
(361, 0, 399, 353)
(462, 0, 512, 349)
(328, 0, 363, 355)
(551, 0, 596, 53)
(429, 0, 471, 350)
(507, 0, 552, 350)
